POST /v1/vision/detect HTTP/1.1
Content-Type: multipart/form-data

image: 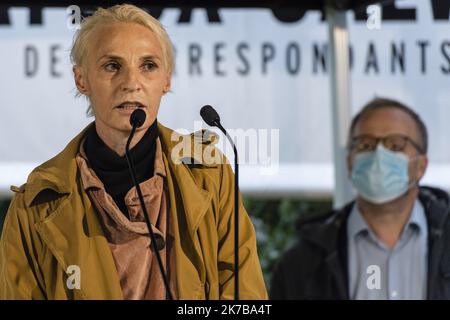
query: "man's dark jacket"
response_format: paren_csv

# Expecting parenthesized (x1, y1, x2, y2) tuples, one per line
(270, 186, 450, 300)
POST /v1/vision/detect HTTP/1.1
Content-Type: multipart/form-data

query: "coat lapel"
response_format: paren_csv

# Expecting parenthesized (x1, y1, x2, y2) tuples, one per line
(158, 122, 216, 299)
(158, 122, 217, 239)
(34, 188, 124, 299)
(301, 205, 352, 299)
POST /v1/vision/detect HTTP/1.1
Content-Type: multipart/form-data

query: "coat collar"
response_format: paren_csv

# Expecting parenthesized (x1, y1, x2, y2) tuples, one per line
(298, 202, 352, 254)
(24, 121, 218, 207)
(157, 122, 218, 238)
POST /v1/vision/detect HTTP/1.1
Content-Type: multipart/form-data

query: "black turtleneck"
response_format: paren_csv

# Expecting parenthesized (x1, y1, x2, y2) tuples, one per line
(84, 120, 158, 215)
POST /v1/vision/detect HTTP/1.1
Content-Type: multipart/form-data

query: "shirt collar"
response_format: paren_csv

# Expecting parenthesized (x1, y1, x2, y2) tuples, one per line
(348, 203, 369, 239)
(407, 199, 427, 234)
(348, 199, 427, 240)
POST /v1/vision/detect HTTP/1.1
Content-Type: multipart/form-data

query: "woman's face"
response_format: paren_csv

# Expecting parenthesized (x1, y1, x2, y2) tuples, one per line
(74, 22, 170, 134)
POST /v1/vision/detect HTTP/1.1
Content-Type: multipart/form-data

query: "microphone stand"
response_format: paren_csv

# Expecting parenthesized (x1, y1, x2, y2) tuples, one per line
(200, 104, 240, 301)
(125, 120, 173, 300)
(214, 122, 240, 301)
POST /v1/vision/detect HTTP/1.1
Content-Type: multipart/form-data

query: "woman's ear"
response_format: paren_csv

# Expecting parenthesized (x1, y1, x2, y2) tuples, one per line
(163, 75, 171, 94)
(73, 66, 89, 95)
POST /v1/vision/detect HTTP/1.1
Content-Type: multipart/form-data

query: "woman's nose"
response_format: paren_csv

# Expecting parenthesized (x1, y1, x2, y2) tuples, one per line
(120, 68, 142, 92)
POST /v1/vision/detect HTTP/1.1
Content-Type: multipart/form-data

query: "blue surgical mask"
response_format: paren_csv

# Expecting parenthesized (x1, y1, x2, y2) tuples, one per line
(351, 144, 415, 204)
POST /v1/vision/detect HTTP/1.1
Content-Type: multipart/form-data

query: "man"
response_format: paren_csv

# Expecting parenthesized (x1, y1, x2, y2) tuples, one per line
(270, 98, 450, 300)
(0, 4, 267, 300)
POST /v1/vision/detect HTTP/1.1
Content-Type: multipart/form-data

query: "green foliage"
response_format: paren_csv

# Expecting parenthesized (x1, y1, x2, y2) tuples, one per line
(244, 197, 332, 290)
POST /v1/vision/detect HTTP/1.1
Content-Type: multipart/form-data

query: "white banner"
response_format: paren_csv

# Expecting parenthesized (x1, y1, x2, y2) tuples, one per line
(0, 1, 449, 197)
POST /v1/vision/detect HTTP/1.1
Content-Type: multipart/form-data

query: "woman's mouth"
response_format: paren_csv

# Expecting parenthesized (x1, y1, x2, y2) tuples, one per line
(115, 102, 146, 114)
(116, 102, 144, 110)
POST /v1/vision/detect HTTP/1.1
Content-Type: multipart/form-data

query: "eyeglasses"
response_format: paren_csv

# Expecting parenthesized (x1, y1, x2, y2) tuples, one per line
(349, 134, 425, 154)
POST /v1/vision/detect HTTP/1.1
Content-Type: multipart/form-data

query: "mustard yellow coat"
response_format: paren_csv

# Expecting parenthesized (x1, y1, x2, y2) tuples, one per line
(0, 122, 267, 300)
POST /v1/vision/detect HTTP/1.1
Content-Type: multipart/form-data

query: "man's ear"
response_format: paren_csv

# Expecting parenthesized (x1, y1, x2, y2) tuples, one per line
(347, 153, 353, 179)
(73, 66, 89, 95)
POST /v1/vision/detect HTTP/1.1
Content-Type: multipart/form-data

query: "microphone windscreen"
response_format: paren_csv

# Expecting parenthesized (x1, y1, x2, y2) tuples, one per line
(200, 105, 220, 126)
(130, 109, 146, 128)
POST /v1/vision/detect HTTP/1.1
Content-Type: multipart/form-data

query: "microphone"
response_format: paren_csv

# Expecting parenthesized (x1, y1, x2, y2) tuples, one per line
(200, 105, 240, 301)
(130, 108, 146, 127)
(125, 109, 173, 300)
(200, 105, 220, 127)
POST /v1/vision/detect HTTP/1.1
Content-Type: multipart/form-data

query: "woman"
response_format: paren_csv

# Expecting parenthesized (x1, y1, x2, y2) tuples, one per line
(0, 4, 267, 300)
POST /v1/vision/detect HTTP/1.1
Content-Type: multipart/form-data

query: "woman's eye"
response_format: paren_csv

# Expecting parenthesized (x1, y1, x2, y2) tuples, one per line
(142, 61, 157, 71)
(104, 62, 120, 72)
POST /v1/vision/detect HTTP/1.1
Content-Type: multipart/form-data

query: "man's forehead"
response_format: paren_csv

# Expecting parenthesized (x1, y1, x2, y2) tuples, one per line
(354, 107, 418, 137)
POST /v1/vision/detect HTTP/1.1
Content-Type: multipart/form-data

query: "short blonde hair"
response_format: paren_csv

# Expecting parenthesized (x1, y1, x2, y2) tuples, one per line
(70, 4, 174, 116)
